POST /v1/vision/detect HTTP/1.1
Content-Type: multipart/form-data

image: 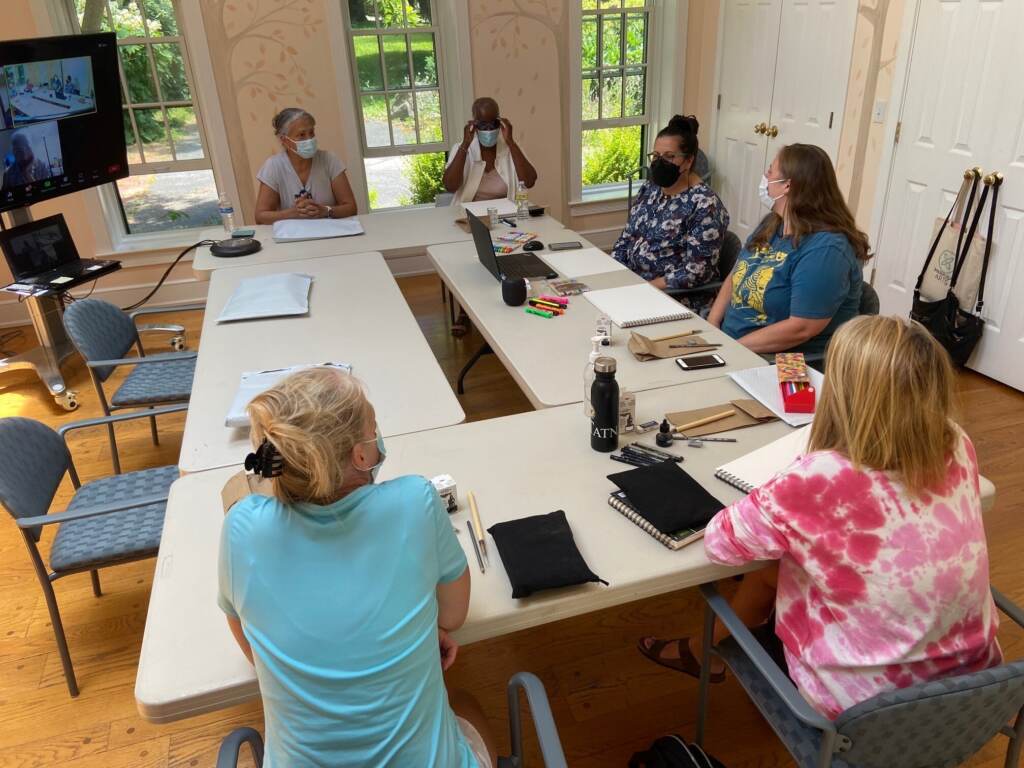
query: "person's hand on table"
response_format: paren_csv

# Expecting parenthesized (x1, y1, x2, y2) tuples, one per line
(438, 627, 459, 671)
(295, 197, 324, 218)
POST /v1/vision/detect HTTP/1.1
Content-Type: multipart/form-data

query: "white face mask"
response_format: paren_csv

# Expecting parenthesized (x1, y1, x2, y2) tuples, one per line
(354, 428, 387, 482)
(288, 136, 318, 159)
(758, 173, 789, 208)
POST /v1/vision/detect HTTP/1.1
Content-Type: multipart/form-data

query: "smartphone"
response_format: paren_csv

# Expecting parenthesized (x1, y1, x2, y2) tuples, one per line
(676, 354, 726, 371)
(549, 241, 583, 251)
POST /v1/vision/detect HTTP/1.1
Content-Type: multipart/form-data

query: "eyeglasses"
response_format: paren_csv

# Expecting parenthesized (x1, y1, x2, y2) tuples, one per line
(647, 151, 690, 164)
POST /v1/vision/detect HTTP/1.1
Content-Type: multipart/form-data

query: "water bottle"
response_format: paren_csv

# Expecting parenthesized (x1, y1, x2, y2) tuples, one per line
(583, 336, 604, 417)
(515, 180, 529, 220)
(218, 194, 235, 235)
(590, 357, 619, 453)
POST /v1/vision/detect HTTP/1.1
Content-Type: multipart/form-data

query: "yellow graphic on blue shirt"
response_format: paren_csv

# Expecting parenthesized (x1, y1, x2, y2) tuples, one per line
(731, 245, 789, 325)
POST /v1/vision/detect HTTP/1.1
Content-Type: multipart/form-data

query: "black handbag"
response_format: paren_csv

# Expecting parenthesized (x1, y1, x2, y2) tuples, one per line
(911, 173, 1002, 366)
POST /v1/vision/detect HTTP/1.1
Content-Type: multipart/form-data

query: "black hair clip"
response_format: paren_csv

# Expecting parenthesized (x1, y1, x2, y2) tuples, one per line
(245, 439, 283, 478)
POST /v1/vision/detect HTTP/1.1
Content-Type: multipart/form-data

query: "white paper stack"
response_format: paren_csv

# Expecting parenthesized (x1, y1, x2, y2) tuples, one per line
(271, 217, 365, 242)
(461, 198, 518, 218)
(729, 365, 825, 427)
(225, 363, 353, 428)
(539, 247, 629, 279)
(216, 272, 314, 323)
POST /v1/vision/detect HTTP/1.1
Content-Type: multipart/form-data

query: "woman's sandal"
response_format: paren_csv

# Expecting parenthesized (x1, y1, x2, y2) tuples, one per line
(636, 636, 726, 683)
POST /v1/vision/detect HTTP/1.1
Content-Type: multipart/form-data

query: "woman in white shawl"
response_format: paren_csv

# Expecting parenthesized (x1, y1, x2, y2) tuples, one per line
(442, 97, 537, 203)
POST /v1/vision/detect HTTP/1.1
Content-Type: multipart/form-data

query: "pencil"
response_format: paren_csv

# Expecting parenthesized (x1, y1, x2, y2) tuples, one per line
(466, 521, 485, 573)
(649, 328, 701, 343)
(467, 491, 488, 563)
(675, 409, 736, 433)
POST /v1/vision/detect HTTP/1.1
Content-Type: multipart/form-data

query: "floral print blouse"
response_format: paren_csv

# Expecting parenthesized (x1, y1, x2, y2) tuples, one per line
(612, 181, 730, 310)
(704, 428, 1001, 720)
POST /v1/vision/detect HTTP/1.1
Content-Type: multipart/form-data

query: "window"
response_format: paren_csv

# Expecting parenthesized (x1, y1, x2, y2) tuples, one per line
(578, 0, 653, 202)
(343, 0, 448, 210)
(73, 0, 219, 235)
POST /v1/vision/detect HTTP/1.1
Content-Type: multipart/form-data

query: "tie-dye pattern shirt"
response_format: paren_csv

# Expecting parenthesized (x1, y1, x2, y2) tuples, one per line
(704, 429, 1001, 719)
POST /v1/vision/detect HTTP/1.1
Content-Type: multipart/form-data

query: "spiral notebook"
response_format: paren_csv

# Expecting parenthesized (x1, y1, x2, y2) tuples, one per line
(607, 491, 706, 550)
(714, 427, 811, 493)
(583, 283, 693, 328)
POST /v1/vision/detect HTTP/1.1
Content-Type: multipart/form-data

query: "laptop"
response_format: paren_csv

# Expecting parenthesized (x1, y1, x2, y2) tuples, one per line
(0, 214, 116, 286)
(467, 210, 557, 281)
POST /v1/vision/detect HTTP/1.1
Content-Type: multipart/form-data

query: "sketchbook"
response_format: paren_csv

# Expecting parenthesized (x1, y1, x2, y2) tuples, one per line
(582, 283, 693, 328)
(539, 247, 630, 279)
(713, 427, 811, 494)
(607, 491, 706, 550)
(729, 365, 824, 427)
(271, 217, 364, 242)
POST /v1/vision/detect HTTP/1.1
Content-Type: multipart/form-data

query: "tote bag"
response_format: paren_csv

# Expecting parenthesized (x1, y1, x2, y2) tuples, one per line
(919, 170, 983, 309)
(911, 174, 1002, 366)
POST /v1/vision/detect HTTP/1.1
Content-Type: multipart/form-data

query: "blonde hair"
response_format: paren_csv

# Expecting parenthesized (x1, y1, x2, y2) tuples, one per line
(808, 315, 958, 494)
(246, 368, 372, 505)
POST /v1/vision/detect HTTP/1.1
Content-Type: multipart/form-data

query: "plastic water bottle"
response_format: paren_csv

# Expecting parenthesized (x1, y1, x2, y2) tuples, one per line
(515, 180, 529, 220)
(590, 357, 620, 453)
(583, 335, 604, 418)
(218, 194, 235, 236)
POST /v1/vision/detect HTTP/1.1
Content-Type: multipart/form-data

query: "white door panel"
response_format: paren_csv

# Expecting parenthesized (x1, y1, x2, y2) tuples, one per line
(875, 0, 1024, 389)
(713, 0, 782, 243)
(767, 0, 858, 159)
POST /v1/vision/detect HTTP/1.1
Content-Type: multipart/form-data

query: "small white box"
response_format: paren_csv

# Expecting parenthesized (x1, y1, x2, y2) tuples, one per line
(430, 474, 458, 514)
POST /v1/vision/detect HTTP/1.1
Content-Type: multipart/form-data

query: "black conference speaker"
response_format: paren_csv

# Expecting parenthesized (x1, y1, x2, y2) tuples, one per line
(210, 237, 262, 258)
(501, 277, 528, 306)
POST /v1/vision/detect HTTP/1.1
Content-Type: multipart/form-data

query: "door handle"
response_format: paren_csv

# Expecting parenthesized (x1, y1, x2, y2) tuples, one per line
(754, 122, 767, 135)
(767, 125, 779, 138)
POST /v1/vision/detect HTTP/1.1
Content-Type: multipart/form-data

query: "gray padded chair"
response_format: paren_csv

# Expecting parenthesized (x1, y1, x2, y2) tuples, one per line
(0, 406, 186, 697)
(696, 582, 1024, 768)
(665, 230, 742, 309)
(215, 672, 568, 767)
(62, 298, 201, 473)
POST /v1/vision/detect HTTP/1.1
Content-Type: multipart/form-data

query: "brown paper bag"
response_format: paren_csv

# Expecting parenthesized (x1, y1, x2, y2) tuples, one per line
(221, 470, 275, 515)
(628, 330, 717, 361)
(665, 399, 778, 437)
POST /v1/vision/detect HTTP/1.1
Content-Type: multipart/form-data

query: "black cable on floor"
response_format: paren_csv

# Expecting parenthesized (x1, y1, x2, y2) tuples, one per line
(121, 240, 215, 312)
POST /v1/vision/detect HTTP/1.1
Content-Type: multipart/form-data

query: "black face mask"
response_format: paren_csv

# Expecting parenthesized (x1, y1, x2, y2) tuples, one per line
(649, 158, 682, 188)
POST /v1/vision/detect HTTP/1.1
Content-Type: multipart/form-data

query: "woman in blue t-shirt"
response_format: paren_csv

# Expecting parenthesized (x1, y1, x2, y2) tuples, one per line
(218, 368, 495, 767)
(707, 144, 871, 355)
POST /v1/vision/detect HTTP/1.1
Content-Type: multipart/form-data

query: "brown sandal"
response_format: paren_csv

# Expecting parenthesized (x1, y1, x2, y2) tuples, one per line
(636, 636, 725, 683)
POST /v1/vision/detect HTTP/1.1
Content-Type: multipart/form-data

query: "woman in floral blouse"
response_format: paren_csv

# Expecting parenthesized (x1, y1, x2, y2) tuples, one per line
(611, 115, 729, 315)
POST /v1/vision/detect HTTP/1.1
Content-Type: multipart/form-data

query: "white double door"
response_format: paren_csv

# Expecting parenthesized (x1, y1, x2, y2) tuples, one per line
(713, 0, 858, 243)
(873, 0, 1024, 390)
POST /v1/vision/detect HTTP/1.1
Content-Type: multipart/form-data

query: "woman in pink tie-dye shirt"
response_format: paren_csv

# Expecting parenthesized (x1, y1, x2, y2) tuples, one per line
(641, 315, 1001, 719)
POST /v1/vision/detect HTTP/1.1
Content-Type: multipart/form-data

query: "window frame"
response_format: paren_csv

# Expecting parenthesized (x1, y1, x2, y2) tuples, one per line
(334, 0, 473, 211)
(568, 0, 687, 214)
(42, 0, 238, 251)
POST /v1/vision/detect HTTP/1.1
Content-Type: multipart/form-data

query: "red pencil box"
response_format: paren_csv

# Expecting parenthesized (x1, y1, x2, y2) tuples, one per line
(775, 353, 815, 414)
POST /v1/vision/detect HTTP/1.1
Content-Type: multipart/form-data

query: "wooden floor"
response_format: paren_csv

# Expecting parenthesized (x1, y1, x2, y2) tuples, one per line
(1, 274, 1023, 767)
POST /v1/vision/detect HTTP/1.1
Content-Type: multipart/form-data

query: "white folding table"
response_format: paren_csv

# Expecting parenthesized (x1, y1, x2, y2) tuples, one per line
(178, 251, 465, 473)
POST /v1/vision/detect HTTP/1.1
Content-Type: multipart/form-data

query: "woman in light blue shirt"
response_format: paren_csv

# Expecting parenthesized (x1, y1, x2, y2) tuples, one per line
(218, 368, 494, 767)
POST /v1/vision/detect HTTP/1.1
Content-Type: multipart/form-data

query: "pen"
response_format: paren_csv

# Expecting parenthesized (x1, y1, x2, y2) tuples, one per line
(627, 442, 683, 461)
(610, 454, 652, 468)
(467, 491, 488, 564)
(528, 302, 563, 314)
(525, 307, 554, 318)
(466, 521, 486, 573)
(669, 342, 723, 349)
(528, 298, 562, 309)
(620, 448, 666, 466)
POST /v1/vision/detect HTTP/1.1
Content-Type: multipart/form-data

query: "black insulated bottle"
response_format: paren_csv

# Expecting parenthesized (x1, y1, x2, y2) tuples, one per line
(590, 356, 619, 452)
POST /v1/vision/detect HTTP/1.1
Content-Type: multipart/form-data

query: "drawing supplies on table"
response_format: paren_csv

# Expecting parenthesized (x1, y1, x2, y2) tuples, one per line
(775, 352, 816, 414)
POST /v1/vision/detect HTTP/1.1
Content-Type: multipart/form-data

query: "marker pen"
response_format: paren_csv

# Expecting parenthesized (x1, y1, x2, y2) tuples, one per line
(525, 307, 553, 318)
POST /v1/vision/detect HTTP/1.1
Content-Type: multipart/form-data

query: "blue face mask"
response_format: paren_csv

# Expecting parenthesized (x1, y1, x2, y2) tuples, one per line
(477, 129, 499, 148)
(357, 428, 387, 482)
(289, 136, 318, 159)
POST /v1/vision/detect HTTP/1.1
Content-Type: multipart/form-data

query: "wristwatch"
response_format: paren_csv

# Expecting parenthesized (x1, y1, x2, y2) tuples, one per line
(326, 205, 333, 219)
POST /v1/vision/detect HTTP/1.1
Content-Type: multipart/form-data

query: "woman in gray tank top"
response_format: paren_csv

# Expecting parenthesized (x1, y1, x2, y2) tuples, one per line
(254, 108, 358, 224)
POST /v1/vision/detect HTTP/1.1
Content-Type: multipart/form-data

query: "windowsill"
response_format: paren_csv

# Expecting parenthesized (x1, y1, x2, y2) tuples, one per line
(94, 225, 222, 264)
(569, 188, 631, 216)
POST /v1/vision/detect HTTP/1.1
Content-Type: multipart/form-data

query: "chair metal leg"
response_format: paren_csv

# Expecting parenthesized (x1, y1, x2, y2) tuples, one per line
(1005, 708, 1024, 768)
(695, 602, 716, 746)
(91, 377, 121, 474)
(24, 535, 78, 696)
(90, 569, 102, 597)
(817, 730, 838, 768)
(457, 343, 493, 395)
(148, 409, 159, 446)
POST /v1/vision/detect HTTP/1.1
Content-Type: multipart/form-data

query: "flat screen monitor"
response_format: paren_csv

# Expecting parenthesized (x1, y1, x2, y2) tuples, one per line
(0, 32, 126, 213)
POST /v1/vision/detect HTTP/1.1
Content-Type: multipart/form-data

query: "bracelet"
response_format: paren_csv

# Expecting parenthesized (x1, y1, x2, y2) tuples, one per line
(326, 205, 333, 219)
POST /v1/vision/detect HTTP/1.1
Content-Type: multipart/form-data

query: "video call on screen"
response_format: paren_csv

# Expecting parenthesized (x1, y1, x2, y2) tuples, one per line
(0, 34, 126, 212)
